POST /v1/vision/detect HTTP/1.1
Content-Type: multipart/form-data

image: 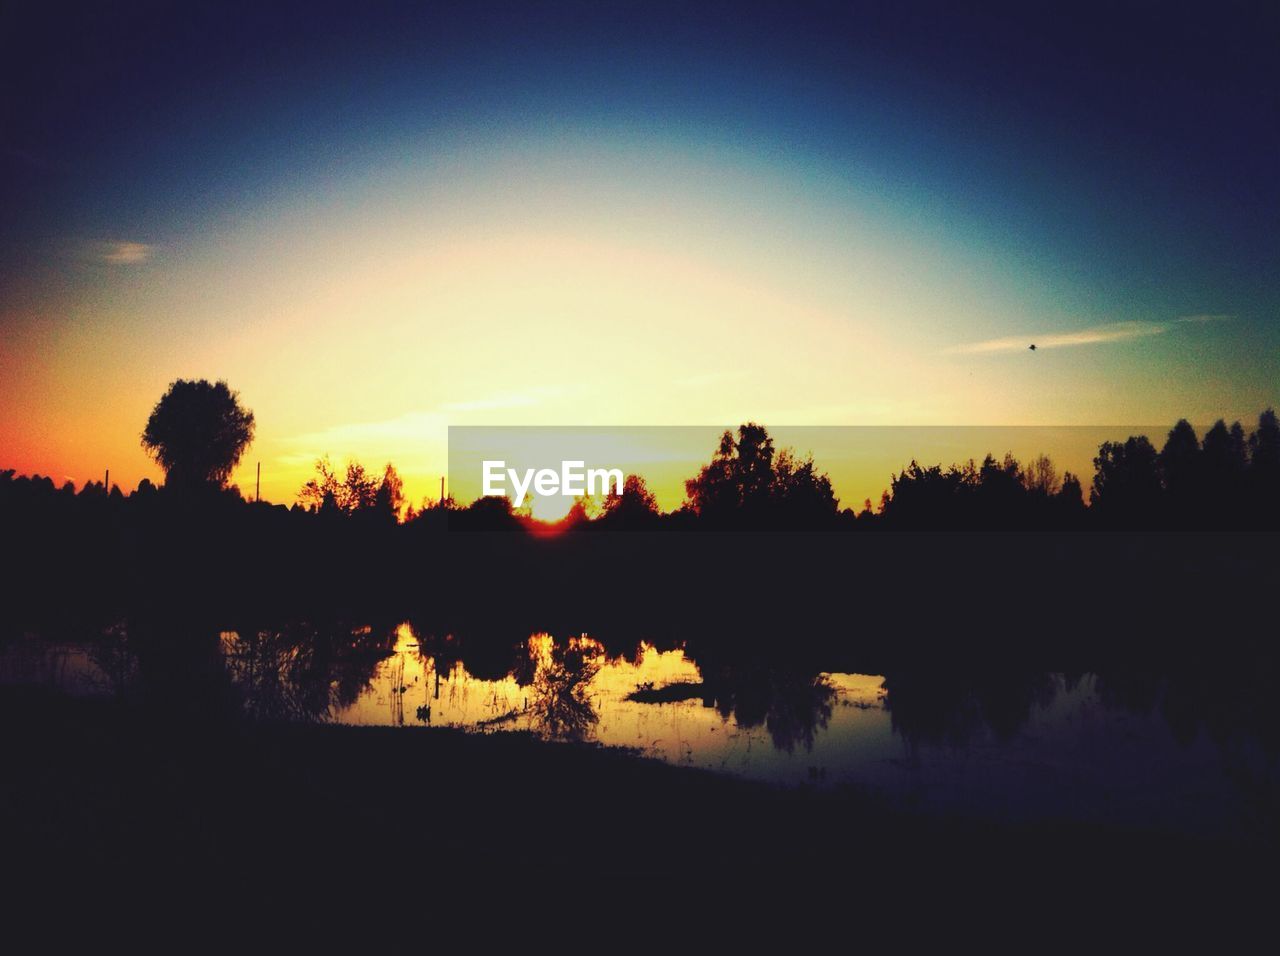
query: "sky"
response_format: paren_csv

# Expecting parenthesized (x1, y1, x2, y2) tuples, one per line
(1, 1, 1277, 510)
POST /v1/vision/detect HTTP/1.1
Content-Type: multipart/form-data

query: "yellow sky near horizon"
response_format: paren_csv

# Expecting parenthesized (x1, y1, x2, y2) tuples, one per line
(2, 140, 1272, 510)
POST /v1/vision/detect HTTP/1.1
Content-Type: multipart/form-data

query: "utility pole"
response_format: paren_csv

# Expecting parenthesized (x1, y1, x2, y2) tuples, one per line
(256, 462, 261, 503)
(104, 468, 109, 493)
(440, 476, 445, 509)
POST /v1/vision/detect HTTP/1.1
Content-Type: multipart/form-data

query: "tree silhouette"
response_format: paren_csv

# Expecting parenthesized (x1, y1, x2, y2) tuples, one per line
(976, 453, 1024, 525)
(372, 463, 405, 521)
(773, 448, 838, 524)
(298, 457, 403, 516)
(602, 474, 659, 527)
(1159, 419, 1202, 522)
(141, 379, 255, 489)
(1024, 454, 1061, 497)
(684, 423, 776, 520)
(454, 494, 522, 530)
(1248, 408, 1280, 520)
(883, 459, 976, 528)
(1202, 419, 1247, 480)
(1159, 419, 1201, 494)
(1057, 471, 1085, 519)
(683, 423, 835, 526)
(1201, 419, 1247, 522)
(1248, 408, 1280, 481)
(1090, 436, 1161, 523)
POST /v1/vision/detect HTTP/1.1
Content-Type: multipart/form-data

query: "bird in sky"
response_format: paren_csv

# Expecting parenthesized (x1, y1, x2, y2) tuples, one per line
(1029, 344, 1037, 351)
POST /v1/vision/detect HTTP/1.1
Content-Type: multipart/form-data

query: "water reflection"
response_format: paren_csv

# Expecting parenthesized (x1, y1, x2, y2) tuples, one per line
(86, 622, 138, 698)
(882, 669, 1060, 747)
(220, 620, 402, 723)
(526, 635, 601, 738)
(1, 619, 1276, 838)
(695, 662, 838, 753)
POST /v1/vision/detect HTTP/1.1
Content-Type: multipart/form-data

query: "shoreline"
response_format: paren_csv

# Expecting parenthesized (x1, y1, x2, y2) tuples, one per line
(5, 685, 1272, 885)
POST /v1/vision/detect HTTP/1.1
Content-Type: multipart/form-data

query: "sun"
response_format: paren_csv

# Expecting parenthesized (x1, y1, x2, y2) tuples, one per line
(527, 494, 605, 524)
(529, 495, 575, 522)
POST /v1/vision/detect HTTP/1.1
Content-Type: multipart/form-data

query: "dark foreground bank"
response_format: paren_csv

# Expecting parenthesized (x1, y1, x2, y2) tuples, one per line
(4, 686, 1274, 911)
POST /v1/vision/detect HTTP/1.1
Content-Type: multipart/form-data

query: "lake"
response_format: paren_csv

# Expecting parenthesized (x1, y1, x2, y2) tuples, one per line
(2, 621, 1274, 841)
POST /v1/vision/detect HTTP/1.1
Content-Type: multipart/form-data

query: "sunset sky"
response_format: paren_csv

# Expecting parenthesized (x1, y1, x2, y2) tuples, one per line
(2, 2, 1276, 509)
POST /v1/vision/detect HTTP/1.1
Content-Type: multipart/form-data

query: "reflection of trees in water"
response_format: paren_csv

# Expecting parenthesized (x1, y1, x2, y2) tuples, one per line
(881, 670, 1060, 748)
(404, 628, 605, 738)
(221, 620, 399, 722)
(411, 630, 846, 745)
(85, 622, 139, 698)
(408, 623, 526, 685)
(879, 660, 1280, 806)
(126, 617, 238, 720)
(1095, 665, 1280, 756)
(762, 673, 836, 752)
(407, 625, 528, 717)
(691, 654, 837, 753)
(1093, 666, 1280, 828)
(527, 636, 601, 738)
(103, 605, 1280, 796)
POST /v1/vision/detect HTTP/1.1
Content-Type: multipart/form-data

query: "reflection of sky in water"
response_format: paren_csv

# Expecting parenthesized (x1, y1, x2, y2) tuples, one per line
(325, 628, 1254, 837)
(1, 624, 1268, 839)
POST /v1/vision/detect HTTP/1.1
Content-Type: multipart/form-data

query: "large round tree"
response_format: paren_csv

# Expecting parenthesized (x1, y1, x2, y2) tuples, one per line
(142, 379, 255, 489)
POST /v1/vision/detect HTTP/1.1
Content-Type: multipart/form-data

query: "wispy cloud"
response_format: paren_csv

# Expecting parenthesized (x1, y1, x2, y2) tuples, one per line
(673, 370, 747, 389)
(946, 315, 1230, 356)
(1175, 313, 1234, 324)
(442, 386, 572, 412)
(286, 411, 447, 451)
(96, 240, 153, 265)
(281, 386, 583, 454)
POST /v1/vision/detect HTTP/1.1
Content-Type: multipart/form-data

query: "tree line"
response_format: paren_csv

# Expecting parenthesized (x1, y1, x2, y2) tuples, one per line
(874, 410, 1280, 529)
(3, 378, 1279, 533)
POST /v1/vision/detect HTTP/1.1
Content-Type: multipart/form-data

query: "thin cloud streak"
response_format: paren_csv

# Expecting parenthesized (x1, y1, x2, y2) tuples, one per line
(673, 370, 747, 389)
(442, 385, 575, 412)
(97, 241, 153, 265)
(1176, 313, 1234, 324)
(285, 410, 446, 449)
(282, 386, 583, 451)
(945, 317, 1231, 356)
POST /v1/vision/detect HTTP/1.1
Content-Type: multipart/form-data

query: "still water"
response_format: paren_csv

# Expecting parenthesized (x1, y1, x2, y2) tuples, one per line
(2, 622, 1274, 839)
